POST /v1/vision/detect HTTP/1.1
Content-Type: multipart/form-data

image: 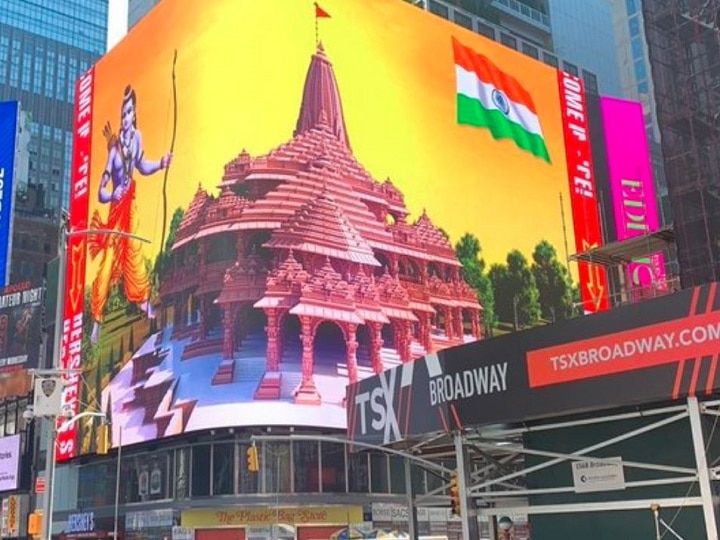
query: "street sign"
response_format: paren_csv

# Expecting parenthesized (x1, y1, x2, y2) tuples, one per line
(571, 457, 626, 493)
(34, 475, 45, 494)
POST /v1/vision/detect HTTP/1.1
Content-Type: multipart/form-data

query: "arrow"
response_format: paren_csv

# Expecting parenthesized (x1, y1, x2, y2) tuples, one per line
(69, 243, 85, 312)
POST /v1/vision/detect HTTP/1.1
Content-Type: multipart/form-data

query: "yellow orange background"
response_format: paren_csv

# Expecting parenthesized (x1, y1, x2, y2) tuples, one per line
(86, 0, 575, 277)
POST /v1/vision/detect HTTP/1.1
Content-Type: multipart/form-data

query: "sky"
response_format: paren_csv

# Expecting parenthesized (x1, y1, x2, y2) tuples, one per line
(106, 0, 128, 52)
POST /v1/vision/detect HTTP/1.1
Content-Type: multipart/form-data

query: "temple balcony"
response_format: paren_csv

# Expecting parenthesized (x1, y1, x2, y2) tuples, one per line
(160, 266, 201, 297)
(196, 260, 236, 295)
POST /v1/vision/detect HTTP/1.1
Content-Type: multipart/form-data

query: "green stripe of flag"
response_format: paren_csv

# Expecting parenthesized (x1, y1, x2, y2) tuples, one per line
(457, 93, 551, 163)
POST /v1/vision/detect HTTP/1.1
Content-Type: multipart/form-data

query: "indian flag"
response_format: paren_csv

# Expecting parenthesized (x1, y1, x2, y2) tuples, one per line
(452, 37, 551, 163)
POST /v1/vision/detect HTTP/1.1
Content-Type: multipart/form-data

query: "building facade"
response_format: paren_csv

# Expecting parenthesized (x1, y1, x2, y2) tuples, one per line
(611, 0, 672, 227)
(0, 0, 108, 283)
(128, 0, 161, 30)
(548, 0, 621, 97)
(643, 0, 720, 288)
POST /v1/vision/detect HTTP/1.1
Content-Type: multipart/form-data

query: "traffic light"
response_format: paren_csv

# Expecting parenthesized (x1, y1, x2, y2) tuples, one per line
(96, 423, 109, 455)
(28, 511, 42, 536)
(246, 444, 259, 472)
(449, 473, 461, 516)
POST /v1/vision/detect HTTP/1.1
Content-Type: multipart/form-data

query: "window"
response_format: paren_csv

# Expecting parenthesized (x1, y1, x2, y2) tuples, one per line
(429, 0, 449, 18)
(631, 36, 644, 61)
(521, 41, 539, 60)
(293, 440, 319, 493)
(500, 33, 517, 50)
(175, 447, 190, 499)
(543, 52, 559, 68)
(237, 442, 260, 494)
(476, 21, 495, 40)
(638, 80, 649, 94)
(348, 452, 370, 493)
(453, 11, 472, 30)
(212, 442, 235, 495)
(626, 0, 637, 16)
(264, 442, 290, 493)
(191, 444, 211, 497)
(563, 61, 579, 76)
(629, 15, 641, 38)
(389, 456, 406, 494)
(371, 453, 389, 493)
(321, 442, 346, 493)
(634, 60, 647, 81)
(582, 70, 598, 94)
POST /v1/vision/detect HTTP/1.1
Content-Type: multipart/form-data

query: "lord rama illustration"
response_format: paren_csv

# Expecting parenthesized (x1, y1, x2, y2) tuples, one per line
(88, 85, 173, 344)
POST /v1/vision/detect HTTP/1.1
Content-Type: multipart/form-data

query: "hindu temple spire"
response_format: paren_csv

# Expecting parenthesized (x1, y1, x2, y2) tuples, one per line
(294, 43, 351, 149)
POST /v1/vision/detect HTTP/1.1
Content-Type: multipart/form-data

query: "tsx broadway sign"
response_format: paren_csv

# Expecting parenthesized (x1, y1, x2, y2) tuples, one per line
(347, 282, 720, 445)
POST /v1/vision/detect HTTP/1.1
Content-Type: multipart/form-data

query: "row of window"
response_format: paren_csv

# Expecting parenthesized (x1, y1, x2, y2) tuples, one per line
(72, 438, 457, 509)
(1, 0, 106, 55)
(0, 33, 90, 104)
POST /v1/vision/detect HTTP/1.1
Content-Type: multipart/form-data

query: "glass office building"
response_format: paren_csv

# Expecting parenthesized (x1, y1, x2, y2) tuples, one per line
(0, 0, 107, 214)
(548, 0, 622, 97)
(0, 0, 107, 281)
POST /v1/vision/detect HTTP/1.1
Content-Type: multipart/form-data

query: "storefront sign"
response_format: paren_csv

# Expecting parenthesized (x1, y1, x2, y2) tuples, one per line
(1, 494, 28, 538)
(571, 457, 626, 493)
(127, 509, 175, 531)
(182, 507, 363, 528)
(172, 526, 195, 540)
(67, 511, 95, 533)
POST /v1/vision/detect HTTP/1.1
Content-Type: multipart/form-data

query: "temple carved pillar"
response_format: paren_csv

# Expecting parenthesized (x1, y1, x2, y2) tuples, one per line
(222, 306, 234, 360)
(445, 307, 454, 340)
(394, 321, 411, 363)
(236, 307, 246, 348)
(369, 322, 384, 374)
(474, 310, 483, 339)
(295, 315, 321, 405)
(345, 323, 359, 384)
(455, 307, 464, 339)
(390, 254, 399, 278)
(265, 308, 280, 371)
(198, 296, 207, 338)
(417, 312, 432, 352)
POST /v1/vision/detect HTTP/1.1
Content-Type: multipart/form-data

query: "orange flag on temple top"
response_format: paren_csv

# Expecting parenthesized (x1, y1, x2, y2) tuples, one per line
(315, 3, 331, 18)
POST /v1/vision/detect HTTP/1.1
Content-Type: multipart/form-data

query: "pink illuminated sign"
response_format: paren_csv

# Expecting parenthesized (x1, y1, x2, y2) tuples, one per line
(600, 97, 666, 295)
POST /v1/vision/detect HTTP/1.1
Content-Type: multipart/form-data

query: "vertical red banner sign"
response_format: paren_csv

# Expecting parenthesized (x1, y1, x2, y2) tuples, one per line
(57, 68, 95, 461)
(557, 71, 609, 314)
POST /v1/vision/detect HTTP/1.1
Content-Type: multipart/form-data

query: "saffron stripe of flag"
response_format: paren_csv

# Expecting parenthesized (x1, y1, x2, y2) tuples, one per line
(452, 37, 550, 163)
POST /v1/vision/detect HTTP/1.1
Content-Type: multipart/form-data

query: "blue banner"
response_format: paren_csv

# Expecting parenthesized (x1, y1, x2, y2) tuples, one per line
(0, 102, 18, 286)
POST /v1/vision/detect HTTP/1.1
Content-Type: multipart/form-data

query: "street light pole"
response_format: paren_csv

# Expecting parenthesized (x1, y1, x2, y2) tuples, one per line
(40, 222, 149, 540)
(40, 215, 68, 540)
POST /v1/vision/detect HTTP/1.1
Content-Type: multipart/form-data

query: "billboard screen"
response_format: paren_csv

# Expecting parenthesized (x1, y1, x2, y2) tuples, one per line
(0, 282, 43, 374)
(348, 282, 720, 445)
(0, 434, 21, 492)
(600, 97, 666, 296)
(63, 0, 606, 458)
(0, 102, 19, 286)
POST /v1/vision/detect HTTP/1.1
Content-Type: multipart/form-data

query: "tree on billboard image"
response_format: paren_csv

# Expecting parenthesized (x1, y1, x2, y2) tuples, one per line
(59, 0, 602, 459)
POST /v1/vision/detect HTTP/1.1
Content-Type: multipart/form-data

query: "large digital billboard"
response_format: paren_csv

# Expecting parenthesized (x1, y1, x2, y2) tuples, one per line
(0, 282, 43, 374)
(600, 97, 666, 297)
(62, 0, 606, 459)
(0, 101, 19, 286)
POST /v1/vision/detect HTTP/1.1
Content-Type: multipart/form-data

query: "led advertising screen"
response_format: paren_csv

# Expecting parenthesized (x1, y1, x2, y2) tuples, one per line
(62, 0, 607, 458)
(0, 434, 21, 492)
(600, 97, 666, 298)
(0, 101, 19, 286)
(0, 281, 43, 374)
